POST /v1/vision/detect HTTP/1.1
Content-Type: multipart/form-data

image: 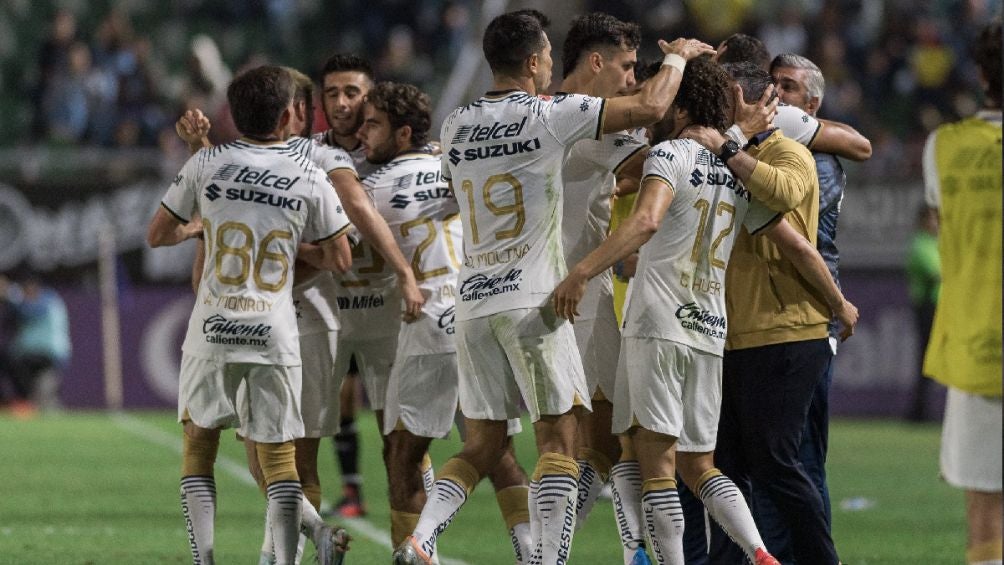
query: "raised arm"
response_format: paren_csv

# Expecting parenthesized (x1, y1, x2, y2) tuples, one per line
(554, 176, 675, 321)
(602, 39, 716, 133)
(810, 119, 872, 161)
(328, 168, 424, 321)
(762, 218, 858, 340)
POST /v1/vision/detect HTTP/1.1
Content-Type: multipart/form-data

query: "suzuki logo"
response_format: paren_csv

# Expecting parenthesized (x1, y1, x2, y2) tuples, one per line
(689, 169, 704, 187)
(390, 194, 410, 209)
(448, 148, 462, 165)
(206, 183, 221, 201)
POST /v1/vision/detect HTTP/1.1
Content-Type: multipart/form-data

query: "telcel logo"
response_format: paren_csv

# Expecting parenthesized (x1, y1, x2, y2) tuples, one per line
(452, 117, 528, 144)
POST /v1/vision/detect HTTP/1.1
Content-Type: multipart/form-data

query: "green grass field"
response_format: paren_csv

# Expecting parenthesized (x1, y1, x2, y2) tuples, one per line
(0, 411, 964, 564)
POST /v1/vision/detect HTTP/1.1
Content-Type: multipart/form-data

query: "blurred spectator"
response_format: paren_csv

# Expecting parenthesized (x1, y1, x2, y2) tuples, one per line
(32, 9, 78, 140)
(0, 274, 71, 415)
(905, 205, 941, 422)
(41, 41, 92, 143)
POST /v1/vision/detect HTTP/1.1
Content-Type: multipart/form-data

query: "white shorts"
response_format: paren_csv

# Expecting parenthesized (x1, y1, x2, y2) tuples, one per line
(455, 307, 590, 423)
(178, 355, 304, 443)
(572, 307, 621, 400)
(334, 334, 398, 411)
(383, 353, 460, 439)
(299, 330, 342, 438)
(612, 336, 721, 452)
(940, 387, 1002, 492)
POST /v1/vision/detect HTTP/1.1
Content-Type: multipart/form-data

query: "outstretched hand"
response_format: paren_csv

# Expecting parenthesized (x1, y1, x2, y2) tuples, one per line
(658, 38, 716, 61)
(552, 273, 587, 323)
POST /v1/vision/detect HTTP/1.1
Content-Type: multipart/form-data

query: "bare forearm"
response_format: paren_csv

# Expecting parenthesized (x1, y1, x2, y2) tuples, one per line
(572, 218, 656, 281)
(345, 201, 412, 279)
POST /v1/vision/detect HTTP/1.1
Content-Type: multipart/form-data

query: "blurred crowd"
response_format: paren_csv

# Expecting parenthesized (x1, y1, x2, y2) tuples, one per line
(6, 0, 1000, 182)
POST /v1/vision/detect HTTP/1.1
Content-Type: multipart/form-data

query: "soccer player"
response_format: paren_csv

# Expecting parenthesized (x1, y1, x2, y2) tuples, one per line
(356, 80, 532, 563)
(318, 54, 409, 517)
(922, 19, 1002, 565)
(147, 65, 352, 565)
(393, 9, 714, 564)
(177, 67, 354, 565)
(682, 63, 850, 565)
(555, 53, 856, 565)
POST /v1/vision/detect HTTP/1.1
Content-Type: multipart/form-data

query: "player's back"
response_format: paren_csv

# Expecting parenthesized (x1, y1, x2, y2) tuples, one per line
(441, 90, 605, 319)
(168, 139, 347, 364)
(624, 138, 777, 355)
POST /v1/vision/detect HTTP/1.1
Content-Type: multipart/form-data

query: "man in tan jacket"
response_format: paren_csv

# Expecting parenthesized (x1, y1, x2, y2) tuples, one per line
(681, 61, 856, 565)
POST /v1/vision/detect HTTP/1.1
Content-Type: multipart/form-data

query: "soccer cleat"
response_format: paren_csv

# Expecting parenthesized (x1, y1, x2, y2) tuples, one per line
(392, 536, 433, 565)
(754, 548, 782, 565)
(334, 489, 366, 518)
(629, 547, 652, 565)
(312, 525, 350, 565)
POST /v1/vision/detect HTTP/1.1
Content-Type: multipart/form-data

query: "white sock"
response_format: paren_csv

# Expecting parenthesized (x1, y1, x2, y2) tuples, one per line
(533, 473, 578, 564)
(510, 521, 532, 565)
(611, 462, 645, 564)
(300, 496, 324, 538)
(697, 472, 765, 561)
(528, 480, 541, 561)
(294, 534, 305, 565)
(412, 478, 468, 558)
(266, 481, 303, 565)
(260, 504, 273, 563)
(574, 459, 606, 531)
(423, 464, 436, 496)
(180, 475, 216, 565)
(642, 486, 684, 565)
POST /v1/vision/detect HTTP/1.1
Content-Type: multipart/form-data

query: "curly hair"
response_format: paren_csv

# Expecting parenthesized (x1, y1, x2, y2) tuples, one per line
(718, 33, 771, 70)
(483, 10, 551, 76)
(974, 19, 1002, 106)
(562, 12, 641, 77)
(674, 56, 731, 132)
(320, 53, 374, 82)
(365, 81, 432, 147)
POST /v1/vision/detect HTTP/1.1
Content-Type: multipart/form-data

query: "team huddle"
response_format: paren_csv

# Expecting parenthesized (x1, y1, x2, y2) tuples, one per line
(147, 8, 873, 565)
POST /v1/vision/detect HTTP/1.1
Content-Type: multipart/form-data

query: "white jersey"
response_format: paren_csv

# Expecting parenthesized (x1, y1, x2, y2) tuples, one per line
(563, 131, 647, 318)
(623, 139, 778, 356)
(441, 90, 605, 320)
(313, 130, 381, 180)
(287, 134, 358, 333)
(365, 150, 462, 354)
(163, 139, 351, 364)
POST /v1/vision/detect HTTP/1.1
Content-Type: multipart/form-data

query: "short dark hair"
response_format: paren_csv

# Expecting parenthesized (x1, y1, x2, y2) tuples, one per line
(483, 10, 551, 76)
(321, 53, 374, 82)
(562, 12, 641, 77)
(673, 56, 731, 132)
(226, 65, 294, 137)
(366, 81, 432, 147)
(634, 59, 662, 84)
(721, 61, 775, 105)
(718, 33, 771, 70)
(974, 19, 1002, 106)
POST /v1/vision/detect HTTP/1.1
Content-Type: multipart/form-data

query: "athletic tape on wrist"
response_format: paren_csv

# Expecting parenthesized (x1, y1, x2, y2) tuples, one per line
(662, 53, 686, 74)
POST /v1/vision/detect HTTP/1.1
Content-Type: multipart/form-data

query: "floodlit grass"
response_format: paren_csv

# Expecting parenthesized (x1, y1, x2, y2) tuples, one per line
(0, 411, 963, 564)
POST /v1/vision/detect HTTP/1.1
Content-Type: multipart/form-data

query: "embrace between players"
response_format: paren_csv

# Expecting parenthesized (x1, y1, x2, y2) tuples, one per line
(148, 8, 868, 565)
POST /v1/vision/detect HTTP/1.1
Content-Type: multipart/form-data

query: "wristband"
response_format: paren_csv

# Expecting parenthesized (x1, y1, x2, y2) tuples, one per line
(662, 53, 686, 74)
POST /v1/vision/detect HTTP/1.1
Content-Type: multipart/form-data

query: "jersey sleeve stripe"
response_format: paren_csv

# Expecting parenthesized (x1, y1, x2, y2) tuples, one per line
(641, 173, 676, 194)
(612, 144, 650, 175)
(806, 122, 823, 149)
(327, 165, 359, 178)
(312, 222, 353, 244)
(748, 212, 783, 235)
(160, 202, 189, 224)
(594, 98, 608, 141)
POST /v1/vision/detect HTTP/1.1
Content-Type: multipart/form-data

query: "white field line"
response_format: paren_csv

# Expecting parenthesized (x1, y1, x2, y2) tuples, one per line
(111, 412, 472, 565)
